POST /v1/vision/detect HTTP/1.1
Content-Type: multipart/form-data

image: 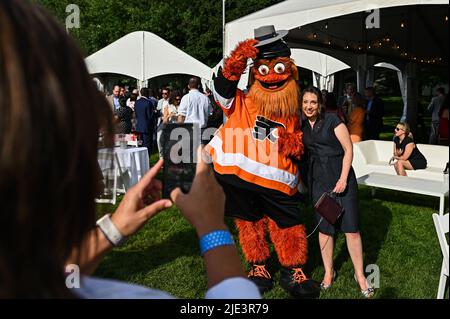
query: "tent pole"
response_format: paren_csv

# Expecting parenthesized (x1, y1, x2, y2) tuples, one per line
(141, 32, 146, 88)
(222, 0, 226, 59)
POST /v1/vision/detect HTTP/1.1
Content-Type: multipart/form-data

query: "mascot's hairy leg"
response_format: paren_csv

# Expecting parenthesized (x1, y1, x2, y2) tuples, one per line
(268, 218, 320, 299)
(267, 218, 307, 267)
(234, 218, 273, 294)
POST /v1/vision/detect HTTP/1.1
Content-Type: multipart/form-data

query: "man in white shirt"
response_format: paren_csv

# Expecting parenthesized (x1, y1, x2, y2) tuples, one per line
(178, 78, 212, 129)
(156, 87, 171, 156)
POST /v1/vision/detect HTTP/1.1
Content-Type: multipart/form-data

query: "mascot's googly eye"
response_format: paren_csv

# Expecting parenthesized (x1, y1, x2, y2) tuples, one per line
(258, 64, 270, 76)
(274, 63, 286, 74)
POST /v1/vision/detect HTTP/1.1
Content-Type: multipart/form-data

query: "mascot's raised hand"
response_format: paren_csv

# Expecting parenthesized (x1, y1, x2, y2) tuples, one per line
(222, 39, 259, 81)
(277, 124, 304, 161)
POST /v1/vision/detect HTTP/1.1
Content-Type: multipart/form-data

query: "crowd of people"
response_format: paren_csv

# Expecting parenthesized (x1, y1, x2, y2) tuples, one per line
(105, 78, 221, 157)
(322, 83, 385, 142)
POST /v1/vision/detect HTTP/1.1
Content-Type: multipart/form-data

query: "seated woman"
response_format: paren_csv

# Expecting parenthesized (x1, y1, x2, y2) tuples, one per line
(392, 122, 427, 176)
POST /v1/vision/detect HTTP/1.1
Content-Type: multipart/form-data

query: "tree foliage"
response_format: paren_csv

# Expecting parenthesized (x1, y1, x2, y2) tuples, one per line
(35, 0, 284, 67)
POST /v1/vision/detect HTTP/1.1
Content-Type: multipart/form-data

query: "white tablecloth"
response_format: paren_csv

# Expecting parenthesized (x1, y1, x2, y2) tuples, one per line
(98, 147, 150, 191)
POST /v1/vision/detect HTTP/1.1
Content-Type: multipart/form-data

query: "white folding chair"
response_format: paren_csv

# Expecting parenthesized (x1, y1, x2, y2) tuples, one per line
(432, 213, 449, 299)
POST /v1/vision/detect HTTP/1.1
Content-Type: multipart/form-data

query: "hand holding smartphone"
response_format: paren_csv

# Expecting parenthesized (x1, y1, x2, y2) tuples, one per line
(162, 123, 199, 199)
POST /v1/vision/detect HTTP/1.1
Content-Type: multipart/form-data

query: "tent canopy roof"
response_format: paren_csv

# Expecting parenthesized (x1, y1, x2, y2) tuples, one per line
(291, 48, 350, 76)
(85, 31, 212, 81)
(225, 0, 448, 70)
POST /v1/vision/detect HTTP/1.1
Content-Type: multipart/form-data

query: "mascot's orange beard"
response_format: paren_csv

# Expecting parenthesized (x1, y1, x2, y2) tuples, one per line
(247, 78, 300, 120)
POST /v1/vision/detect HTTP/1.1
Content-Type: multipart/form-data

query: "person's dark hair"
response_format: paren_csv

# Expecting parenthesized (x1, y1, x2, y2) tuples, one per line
(0, 0, 113, 297)
(437, 87, 445, 95)
(119, 97, 127, 108)
(324, 92, 337, 111)
(169, 91, 181, 105)
(130, 93, 138, 102)
(300, 86, 323, 107)
(140, 87, 150, 98)
(188, 77, 200, 89)
(352, 92, 365, 107)
(161, 87, 170, 94)
(148, 87, 157, 99)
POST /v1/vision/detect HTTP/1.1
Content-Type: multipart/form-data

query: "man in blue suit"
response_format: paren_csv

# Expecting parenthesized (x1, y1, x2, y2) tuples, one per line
(134, 87, 156, 156)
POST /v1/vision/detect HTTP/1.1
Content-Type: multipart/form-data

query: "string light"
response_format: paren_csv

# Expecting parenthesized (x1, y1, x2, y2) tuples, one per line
(400, 22, 405, 28)
(445, 16, 448, 22)
(305, 29, 443, 64)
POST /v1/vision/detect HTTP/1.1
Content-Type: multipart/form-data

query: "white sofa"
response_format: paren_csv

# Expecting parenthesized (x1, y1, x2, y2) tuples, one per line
(352, 140, 449, 182)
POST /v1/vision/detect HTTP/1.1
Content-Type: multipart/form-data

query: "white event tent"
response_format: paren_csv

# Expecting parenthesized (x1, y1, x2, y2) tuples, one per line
(85, 31, 213, 89)
(224, 0, 448, 127)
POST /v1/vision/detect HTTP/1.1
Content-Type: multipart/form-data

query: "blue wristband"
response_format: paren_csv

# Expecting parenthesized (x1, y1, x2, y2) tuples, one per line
(199, 230, 235, 256)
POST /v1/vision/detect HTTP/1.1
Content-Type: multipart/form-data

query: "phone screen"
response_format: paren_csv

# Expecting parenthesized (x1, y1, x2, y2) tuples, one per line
(162, 123, 199, 199)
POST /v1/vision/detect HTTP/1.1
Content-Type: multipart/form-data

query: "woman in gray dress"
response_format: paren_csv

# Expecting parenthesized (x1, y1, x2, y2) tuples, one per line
(301, 87, 374, 298)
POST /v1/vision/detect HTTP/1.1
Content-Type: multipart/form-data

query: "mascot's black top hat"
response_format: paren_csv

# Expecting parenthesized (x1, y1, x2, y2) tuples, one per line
(254, 25, 291, 59)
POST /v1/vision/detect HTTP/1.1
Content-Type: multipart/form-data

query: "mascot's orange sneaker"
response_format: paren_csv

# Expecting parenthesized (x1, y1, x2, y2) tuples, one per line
(248, 264, 274, 294)
(280, 266, 321, 299)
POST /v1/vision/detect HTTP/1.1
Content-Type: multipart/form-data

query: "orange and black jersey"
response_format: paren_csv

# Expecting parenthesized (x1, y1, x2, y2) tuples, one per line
(206, 68, 301, 195)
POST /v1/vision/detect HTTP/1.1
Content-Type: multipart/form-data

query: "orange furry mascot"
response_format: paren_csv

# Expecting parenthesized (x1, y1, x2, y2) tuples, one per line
(206, 26, 320, 298)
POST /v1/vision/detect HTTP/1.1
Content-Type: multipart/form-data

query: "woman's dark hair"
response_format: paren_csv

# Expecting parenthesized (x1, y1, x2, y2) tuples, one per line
(300, 86, 324, 115)
(0, 0, 113, 297)
(169, 91, 181, 105)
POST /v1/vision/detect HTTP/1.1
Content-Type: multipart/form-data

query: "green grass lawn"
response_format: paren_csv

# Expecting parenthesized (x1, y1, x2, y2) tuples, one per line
(94, 100, 447, 299)
(95, 186, 447, 299)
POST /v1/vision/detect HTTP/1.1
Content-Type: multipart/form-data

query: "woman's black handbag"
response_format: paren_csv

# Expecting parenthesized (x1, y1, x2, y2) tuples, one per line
(314, 192, 344, 225)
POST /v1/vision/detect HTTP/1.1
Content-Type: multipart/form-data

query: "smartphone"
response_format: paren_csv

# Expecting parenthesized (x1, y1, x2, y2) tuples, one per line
(162, 123, 199, 199)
